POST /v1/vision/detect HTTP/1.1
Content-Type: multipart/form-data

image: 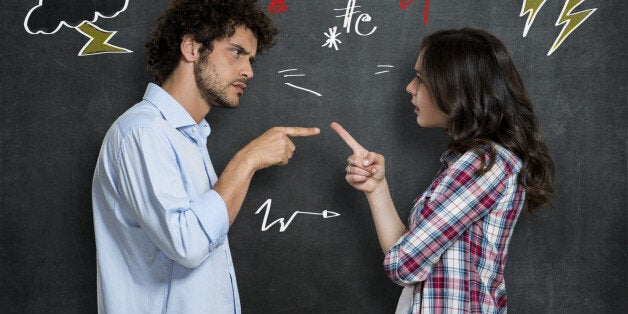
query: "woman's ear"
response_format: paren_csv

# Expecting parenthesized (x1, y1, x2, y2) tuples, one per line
(180, 35, 201, 62)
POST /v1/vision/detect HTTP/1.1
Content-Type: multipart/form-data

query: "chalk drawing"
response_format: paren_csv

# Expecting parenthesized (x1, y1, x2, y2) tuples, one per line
(255, 199, 340, 232)
(323, 0, 377, 50)
(278, 69, 322, 97)
(268, 0, 289, 14)
(399, 0, 431, 24)
(374, 65, 394, 75)
(322, 26, 343, 50)
(519, 0, 596, 56)
(24, 0, 132, 56)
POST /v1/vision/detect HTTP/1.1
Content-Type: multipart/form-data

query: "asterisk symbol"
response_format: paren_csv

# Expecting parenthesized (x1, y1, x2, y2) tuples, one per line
(322, 26, 343, 50)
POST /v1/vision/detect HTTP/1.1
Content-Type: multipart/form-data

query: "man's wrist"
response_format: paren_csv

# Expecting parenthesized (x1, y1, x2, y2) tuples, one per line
(232, 149, 257, 175)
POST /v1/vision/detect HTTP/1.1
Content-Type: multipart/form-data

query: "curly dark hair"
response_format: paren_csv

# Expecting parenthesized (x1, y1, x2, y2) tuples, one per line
(145, 0, 278, 84)
(419, 28, 555, 213)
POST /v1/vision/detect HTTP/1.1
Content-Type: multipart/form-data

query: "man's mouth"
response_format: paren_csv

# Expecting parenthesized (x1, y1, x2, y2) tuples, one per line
(233, 82, 247, 94)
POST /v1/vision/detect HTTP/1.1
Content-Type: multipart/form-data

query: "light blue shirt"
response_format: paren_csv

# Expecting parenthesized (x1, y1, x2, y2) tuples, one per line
(92, 83, 240, 313)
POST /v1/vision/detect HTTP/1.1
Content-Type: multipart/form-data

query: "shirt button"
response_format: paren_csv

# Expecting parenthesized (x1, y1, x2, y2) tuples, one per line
(192, 127, 197, 132)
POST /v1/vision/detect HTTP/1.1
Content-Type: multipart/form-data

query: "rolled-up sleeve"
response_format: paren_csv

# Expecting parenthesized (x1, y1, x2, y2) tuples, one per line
(116, 125, 229, 268)
(190, 189, 229, 248)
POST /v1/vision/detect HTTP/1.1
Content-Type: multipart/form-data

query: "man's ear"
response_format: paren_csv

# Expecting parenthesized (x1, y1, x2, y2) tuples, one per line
(180, 35, 201, 62)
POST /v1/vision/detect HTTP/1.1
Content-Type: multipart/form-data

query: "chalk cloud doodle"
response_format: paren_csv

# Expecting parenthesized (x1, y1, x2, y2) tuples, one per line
(24, 0, 132, 56)
(519, 0, 596, 56)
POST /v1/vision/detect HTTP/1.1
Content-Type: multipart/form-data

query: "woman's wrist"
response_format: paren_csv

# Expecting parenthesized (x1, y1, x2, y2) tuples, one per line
(365, 178, 389, 197)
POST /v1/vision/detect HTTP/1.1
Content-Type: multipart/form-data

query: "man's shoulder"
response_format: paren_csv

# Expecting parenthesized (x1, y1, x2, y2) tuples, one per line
(112, 100, 164, 134)
(99, 100, 171, 151)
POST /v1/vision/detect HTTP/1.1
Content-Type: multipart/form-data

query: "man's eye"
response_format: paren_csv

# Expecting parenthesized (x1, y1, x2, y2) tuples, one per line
(231, 49, 242, 57)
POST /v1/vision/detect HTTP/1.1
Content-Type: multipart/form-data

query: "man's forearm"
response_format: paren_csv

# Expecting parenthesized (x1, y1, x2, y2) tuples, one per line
(213, 150, 256, 226)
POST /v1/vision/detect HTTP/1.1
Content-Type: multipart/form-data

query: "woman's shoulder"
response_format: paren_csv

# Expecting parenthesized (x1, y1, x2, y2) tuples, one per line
(493, 143, 523, 172)
(449, 142, 522, 177)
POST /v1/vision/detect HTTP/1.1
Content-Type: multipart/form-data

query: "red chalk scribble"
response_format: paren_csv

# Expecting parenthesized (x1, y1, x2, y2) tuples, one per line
(268, 0, 288, 14)
(400, 0, 414, 10)
(400, 0, 430, 24)
(424, 0, 430, 24)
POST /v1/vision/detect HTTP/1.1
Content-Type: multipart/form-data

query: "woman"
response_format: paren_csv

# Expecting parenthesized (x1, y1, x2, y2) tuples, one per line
(331, 28, 554, 313)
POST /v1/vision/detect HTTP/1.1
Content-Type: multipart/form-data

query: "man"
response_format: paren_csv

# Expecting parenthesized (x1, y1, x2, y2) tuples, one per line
(91, 1, 319, 312)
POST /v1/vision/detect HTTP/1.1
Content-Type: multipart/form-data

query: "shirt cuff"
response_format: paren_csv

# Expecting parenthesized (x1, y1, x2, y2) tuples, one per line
(189, 190, 230, 244)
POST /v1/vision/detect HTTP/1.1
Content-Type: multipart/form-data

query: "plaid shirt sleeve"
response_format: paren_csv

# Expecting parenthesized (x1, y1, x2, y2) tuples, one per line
(383, 149, 511, 285)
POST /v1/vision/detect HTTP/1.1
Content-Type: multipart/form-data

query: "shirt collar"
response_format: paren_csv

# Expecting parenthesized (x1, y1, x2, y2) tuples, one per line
(440, 148, 461, 166)
(143, 83, 210, 134)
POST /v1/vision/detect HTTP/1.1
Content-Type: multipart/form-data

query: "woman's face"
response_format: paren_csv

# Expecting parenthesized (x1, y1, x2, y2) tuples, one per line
(405, 57, 450, 129)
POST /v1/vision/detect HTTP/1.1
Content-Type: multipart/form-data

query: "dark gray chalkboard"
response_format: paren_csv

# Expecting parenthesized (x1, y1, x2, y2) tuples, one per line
(1, 0, 626, 313)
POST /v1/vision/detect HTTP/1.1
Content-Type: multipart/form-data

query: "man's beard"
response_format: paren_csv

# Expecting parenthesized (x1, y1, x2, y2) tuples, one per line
(194, 57, 239, 109)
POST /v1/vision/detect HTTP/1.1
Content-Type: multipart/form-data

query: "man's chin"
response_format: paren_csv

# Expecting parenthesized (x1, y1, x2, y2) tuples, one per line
(210, 96, 239, 109)
(214, 101, 239, 109)
(219, 104, 238, 109)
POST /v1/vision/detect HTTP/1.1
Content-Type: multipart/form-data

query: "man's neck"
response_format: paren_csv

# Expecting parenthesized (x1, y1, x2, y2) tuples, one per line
(161, 71, 210, 124)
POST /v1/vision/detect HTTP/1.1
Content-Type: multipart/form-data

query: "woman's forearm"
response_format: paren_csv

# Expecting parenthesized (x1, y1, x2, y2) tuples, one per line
(365, 179, 407, 252)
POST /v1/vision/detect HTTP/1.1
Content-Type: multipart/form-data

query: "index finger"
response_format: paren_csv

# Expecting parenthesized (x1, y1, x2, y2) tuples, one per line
(283, 127, 321, 137)
(330, 122, 365, 153)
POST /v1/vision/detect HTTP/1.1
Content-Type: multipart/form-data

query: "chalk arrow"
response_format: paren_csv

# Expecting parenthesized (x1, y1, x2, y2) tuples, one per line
(322, 210, 341, 218)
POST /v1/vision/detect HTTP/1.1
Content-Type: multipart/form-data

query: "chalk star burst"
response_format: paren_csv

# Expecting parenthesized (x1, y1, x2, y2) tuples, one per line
(322, 26, 342, 50)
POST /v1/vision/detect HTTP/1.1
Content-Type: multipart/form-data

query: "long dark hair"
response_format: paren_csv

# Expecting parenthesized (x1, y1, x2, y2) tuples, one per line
(145, 0, 278, 84)
(419, 28, 554, 212)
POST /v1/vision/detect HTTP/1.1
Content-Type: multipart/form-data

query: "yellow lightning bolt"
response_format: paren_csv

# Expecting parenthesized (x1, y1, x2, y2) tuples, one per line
(519, 0, 547, 37)
(76, 21, 132, 56)
(548, 0, 596, 56)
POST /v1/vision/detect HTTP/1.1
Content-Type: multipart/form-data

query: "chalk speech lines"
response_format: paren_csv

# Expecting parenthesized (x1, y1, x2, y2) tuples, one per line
(375, 65, 394, 75)
(255, 199, 340, 232)
(277, 63, 394, 96)
(278, 68, 322, 97)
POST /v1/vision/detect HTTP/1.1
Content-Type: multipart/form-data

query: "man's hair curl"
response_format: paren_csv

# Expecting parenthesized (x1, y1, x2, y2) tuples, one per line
(145, 0, 278, 84)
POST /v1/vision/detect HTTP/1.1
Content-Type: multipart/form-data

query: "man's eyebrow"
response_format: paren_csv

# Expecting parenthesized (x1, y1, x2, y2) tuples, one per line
(227, 43, 256, 63)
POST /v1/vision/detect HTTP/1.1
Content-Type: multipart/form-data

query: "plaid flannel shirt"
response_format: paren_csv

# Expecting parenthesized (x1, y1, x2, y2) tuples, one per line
(384, 143, 525, 313)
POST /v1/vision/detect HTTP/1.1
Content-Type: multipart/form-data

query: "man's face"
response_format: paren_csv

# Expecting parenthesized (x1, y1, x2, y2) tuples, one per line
(194, 26, 258, 109)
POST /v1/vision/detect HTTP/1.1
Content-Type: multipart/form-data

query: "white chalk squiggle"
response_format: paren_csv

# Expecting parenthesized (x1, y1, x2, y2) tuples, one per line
(255, 199, 340, 232)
